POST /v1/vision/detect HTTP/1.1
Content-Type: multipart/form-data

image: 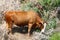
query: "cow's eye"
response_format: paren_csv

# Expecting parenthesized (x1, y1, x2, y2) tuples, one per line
(39, 23, 44, 26)
(39, 23, 42, 25)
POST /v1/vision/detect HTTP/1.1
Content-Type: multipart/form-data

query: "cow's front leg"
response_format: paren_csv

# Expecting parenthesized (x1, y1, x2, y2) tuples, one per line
(28, 23, 33, 36)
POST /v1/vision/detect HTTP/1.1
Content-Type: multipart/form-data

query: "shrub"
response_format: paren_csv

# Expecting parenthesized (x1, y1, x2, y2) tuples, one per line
(46, 18, 56, 30)
(49, 32, 60, 40)
(42, 10, 56, 30)
(38, 0, 60, 11)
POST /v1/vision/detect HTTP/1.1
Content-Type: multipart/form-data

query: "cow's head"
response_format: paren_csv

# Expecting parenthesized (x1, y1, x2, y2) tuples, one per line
(40, 22, 47, 33)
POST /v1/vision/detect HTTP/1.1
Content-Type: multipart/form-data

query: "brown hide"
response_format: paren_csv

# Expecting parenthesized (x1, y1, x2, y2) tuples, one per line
(4, 10, 44, 36)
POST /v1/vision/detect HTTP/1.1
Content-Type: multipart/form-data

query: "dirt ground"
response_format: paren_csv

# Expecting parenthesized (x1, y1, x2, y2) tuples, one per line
(1, 18, 60, 40)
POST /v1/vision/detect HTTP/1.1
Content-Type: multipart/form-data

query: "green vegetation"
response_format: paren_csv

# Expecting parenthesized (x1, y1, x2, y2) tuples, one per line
(38, 0, 60, 11)
(20, 2, 39, 12)
(46, 17, 56, 30)
(20, 0, 58, 30)
(20, 0, 60, 11)
(20, 0, 60, 30)
(49, 32, 60, 40)
(20, 0, 60, 39)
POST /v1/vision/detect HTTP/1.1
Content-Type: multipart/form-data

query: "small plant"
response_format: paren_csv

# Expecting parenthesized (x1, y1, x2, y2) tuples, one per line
(49, 32, 60, 40)
(46, 18, 56, 30)
(41, 10, 56, 30)
(20, 2, 33, 11)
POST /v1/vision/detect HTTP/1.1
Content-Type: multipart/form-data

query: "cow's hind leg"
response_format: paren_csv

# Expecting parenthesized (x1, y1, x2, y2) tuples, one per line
(6, 22, 13, 34)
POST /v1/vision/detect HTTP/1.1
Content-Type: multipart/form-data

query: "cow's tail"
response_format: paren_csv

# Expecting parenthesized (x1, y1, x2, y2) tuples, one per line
(2, 11, 7, 21)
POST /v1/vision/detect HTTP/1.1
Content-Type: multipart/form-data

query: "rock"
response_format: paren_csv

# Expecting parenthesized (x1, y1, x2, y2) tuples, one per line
(32, 28, 54, 40)
(57, 7, 60, 20)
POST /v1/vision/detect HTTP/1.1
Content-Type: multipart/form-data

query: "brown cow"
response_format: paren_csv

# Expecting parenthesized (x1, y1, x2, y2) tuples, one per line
(4, 10, 46, 36)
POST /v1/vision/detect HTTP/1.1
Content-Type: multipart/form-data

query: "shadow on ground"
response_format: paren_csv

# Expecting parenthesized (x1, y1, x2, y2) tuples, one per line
(12, 25, 41, 34)
(12, 27, 28, 34)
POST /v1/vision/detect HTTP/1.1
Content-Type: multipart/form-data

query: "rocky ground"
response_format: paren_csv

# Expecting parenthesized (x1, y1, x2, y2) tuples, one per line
(0, 21, 54, 40)
(0, 19, 58, 40)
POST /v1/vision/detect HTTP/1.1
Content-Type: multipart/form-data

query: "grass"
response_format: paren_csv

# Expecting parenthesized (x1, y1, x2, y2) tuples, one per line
(49, 32, 60, 40)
